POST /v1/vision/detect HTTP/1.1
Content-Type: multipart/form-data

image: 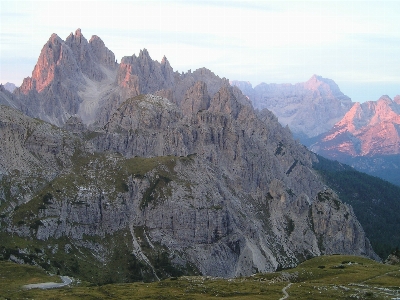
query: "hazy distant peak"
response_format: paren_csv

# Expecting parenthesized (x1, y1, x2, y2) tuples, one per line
(139, 48, 150, 58)
(305, 74, 338, 90)
(377, 94, 393, 103)
(3, 82, 17, 93)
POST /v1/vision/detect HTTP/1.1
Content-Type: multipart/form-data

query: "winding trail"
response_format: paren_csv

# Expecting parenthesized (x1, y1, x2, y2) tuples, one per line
(22, 276, 72, 290)
(279, 282, 292, 300)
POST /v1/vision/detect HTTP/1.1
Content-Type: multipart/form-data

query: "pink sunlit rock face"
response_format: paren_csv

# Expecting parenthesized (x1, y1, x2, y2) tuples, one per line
(312, 95, 400, 158)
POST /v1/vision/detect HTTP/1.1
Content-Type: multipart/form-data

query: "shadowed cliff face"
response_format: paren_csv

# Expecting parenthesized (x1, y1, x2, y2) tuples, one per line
(0, 29, 379, 283)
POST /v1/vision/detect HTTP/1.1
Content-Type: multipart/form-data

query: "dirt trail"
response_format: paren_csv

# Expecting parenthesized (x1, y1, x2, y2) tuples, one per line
(279, 282, 292, 300)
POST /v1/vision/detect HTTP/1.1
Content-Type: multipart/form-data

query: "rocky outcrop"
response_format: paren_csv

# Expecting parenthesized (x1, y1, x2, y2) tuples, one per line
(0, 29, 379, 283)
(181, 81, 210, 115)
(13, 29, 117, 127)
(231, 75, 353, 140)
(0, 87, 378, 281)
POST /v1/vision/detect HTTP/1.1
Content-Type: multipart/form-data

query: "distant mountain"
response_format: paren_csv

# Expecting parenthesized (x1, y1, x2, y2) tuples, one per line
(3, 82, 17, 93)
(311, 95, 400, 185)
(231, 75, 353, 141)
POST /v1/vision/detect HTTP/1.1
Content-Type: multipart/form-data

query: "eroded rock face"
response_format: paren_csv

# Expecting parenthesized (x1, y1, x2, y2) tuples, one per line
(181, 81, 210, 115)
(84, 92, 377, 276)
(6, 29, 233, 130)
(0, 29, 379, 282)
(1, 91, 378, 280)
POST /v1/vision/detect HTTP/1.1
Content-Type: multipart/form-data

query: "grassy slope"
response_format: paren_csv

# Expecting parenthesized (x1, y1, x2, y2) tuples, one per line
(313, 155, 400, 259)
(1, 154, 198, 285)
(1, 255, 399, 299)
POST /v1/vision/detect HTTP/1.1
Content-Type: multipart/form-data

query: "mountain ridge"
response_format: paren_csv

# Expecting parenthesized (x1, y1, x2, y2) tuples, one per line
(0, 29, 381, 283)
(231, 75, 353, 140)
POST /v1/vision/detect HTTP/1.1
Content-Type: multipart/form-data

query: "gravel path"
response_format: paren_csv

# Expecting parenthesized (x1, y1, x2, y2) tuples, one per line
(279, 282, 292, 300)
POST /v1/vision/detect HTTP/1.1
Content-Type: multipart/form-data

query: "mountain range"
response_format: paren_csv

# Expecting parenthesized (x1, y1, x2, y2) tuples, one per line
(0, 29, 394, 284)
(232, 79, 400, 186)
(231, 75, 354, 140)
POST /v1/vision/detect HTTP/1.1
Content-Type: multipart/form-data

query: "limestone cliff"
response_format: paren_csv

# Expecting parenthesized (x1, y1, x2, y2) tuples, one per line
(0, 90, 377, 282)
(0, 29, 379, 283)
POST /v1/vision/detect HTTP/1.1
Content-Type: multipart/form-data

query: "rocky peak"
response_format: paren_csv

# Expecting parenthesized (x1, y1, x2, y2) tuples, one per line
(160, 55, 174, 87)
(67, 28, 84, 44)
(89, 35, 117, 68)
(18, 33, 65, 94)
(181, 81, 210, 115)
(209, 84, 241, 118)
(117, 49, 175, 97)
(303, 74, 348, 100)
(233, 76, 353, 140)
(336, 96, 400, 131)
(3, 82, 17, 93)
(65, 28, 106, 81)
(313, 95, 400, 158)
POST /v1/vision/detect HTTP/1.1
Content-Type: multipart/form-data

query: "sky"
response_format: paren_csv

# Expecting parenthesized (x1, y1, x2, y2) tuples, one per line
(0, 0, 399, 103)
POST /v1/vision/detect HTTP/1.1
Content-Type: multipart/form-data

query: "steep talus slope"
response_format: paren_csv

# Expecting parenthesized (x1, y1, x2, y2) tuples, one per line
(231, 75, 353, 140)
(1, 29, 232, 130)
(9, 29, 118, 126)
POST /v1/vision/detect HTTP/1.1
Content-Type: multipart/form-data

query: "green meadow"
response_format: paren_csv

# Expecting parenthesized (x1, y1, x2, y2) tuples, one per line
(1, 255, 399, 299)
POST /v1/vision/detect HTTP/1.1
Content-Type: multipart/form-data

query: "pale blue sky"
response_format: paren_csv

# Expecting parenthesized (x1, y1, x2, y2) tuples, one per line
(1, 0, 399, 102)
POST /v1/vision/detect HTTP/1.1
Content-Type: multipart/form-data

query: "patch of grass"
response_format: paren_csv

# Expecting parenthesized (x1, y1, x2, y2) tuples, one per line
(140, 175, 172, 209)
(0, 261, 62, 299)
(3, 254, 400, 299)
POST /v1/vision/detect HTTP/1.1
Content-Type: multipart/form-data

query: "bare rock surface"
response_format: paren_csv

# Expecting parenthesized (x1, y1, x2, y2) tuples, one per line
(312, 95, 400, 157)
(0, 29, 379, 282)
